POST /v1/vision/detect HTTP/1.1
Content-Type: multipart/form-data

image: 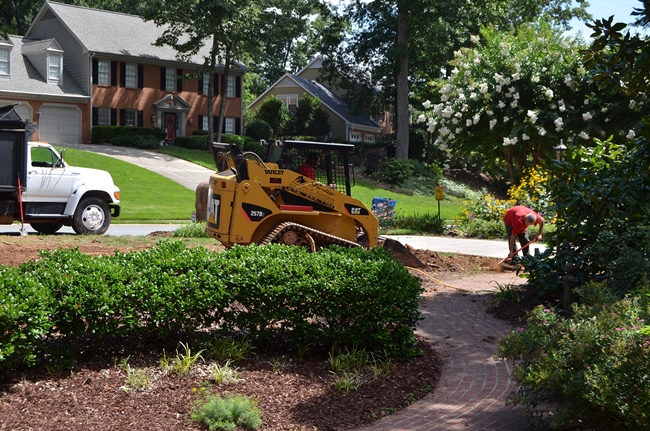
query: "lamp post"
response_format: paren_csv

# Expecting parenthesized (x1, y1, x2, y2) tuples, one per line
(554, 140, 567, 161)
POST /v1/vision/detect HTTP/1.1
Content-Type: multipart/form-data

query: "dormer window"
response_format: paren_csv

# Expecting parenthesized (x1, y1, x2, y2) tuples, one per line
(0, 48, 10, 77)
(48, 53, 62, 82)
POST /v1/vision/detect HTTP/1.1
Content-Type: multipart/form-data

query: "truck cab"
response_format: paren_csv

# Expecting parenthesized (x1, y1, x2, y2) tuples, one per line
(0, 104, 120, 234)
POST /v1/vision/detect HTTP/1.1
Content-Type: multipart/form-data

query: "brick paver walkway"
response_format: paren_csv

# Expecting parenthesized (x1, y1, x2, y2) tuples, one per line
(355, 272, 530, 431)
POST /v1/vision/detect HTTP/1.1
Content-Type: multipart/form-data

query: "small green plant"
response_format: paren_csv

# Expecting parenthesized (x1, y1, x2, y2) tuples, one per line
(491, 281, 520, 306)
(119, 357, 153, 392)
(207, 337, 254, 363)
(210, 361, 242, 384)
(190, 393, 262, 431)
(269, 357, 292, 374)
(330, 371, 361, 393)
(173, 221, 210, 238)
(329, 346, 369, 375)
(161, 342, 205, 376)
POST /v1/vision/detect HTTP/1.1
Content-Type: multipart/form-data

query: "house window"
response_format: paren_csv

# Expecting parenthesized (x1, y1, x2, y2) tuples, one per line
(0, 49, 9, 77)
(97, 60, 110, 85)
(350, 132, 361, 142)
(202, 116, 209, 131)
(123, 109, 137, 126)
(364, 135, 375, 143)
(202, 73, 210, 95)
(165, 68, 176, 92)
(224, 117, 235, 134)
(97, 107, 110, 125)
(278, 94, 298, 111)
(48, 53, 62, 82)
(226, 75, 236, 97)
(124, 63, 137, 88)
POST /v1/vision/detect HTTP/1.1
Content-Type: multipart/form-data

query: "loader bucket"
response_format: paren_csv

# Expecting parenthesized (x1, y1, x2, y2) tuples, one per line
(380, 238, 427, 268)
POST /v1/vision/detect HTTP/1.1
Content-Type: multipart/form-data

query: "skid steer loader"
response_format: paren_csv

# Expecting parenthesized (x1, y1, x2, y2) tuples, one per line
(204, 139, 425, 268)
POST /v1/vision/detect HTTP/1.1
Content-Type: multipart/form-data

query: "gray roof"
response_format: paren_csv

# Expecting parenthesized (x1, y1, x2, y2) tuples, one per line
(21, 38, 62, 55)
(0, 35, 88, 100)
(28, 1, 217, 66)
(289, 75, 380, 129)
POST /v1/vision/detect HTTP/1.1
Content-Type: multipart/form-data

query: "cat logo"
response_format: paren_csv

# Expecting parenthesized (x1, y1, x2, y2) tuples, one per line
(207, 193, 221, 228)
(344, 203, 369, 216)
(350, 207, 361, 215)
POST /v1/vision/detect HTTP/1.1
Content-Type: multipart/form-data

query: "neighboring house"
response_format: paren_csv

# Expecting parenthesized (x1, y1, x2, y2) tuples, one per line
(0, 1, 244, 145)
(249, 57, 387, 143)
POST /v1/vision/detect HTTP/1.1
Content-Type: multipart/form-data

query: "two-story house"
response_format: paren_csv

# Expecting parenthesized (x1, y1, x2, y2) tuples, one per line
(249, 57, 391, 143)
(0, 1, 244, 145)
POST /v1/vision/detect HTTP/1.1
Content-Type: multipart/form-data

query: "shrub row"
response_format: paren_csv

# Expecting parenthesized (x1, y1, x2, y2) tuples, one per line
(91, 126, 165, 146)
(0, 241, 422, 370)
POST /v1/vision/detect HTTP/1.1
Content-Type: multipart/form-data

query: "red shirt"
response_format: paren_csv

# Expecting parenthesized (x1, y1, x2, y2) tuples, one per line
(503, 206, 543, 235)
(297, 164, 316, 179)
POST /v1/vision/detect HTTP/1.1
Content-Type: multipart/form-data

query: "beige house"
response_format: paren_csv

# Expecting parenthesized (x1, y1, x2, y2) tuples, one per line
(249, 58, 389, 143)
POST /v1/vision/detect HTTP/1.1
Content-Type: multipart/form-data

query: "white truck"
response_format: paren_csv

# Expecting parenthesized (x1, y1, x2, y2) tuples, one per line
(0, 104, 120, 235)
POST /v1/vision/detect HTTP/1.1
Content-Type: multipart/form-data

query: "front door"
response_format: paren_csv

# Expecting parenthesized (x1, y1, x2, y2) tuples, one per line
(165, 113, 177, 140)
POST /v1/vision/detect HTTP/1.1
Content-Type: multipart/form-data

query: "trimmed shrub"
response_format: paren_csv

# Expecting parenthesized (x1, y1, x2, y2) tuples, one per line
(245, 119, 272, 142)
(0, 241, 423, 369)
(497, 287, 650, 430)
(91, 126, 165, 144)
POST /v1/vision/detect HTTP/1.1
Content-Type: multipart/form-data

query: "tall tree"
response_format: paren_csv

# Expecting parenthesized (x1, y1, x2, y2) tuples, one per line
(326, 0, 590, 160)
(143, 0, 262, 144)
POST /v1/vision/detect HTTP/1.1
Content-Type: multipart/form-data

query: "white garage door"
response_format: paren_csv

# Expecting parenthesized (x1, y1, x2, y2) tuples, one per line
(39, 105, 81, 145)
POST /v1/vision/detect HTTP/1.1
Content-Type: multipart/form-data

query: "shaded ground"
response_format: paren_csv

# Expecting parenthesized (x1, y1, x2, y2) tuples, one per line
(0, 235, 521, 431)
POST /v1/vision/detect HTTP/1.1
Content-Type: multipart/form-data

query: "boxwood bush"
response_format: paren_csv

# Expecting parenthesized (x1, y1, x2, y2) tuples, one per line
(0, 242, 422, 370)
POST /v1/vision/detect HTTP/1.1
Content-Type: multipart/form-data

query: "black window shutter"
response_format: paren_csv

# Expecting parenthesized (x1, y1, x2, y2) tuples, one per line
(221, 74, 226, 96)
(160, 67, 166, 91)
(137, 65, 144, 88)
(92, 59, 98, 84)
(235, 76, 241, 98)
(177, 68, 183, 92)
(110, 108, 117, 126)
(214, 74, 219, 95)
(120, 62, 125, 87)
(111, 61, 117, 86)
(137, 110, 143, 127)
(198, 115, 203, 130)
(198, 75, 203, 95)
(235, 117, 241, 135)
(221, 118, 226, 134)
(119, 109, 126, 126)
(92, 107, 98, 125)
(213, 116, 218, 132)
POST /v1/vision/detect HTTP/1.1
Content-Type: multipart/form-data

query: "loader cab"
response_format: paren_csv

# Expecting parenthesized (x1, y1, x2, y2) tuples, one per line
(263, 140, 355, 196)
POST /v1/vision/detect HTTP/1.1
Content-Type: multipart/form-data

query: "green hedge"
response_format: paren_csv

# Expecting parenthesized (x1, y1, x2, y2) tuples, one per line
(91, 126, 165, 145)
(0, 242, 422, 370)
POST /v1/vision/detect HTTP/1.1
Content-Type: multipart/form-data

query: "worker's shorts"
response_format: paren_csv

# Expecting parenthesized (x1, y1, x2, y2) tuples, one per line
(505, 225, 530, 256)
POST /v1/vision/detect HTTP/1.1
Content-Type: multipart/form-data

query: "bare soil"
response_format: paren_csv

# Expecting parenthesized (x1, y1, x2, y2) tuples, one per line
(0, 234, 518, 431)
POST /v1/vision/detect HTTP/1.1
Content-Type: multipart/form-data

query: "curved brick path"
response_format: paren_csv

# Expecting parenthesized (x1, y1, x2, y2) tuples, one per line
(355, 272, 530, 431)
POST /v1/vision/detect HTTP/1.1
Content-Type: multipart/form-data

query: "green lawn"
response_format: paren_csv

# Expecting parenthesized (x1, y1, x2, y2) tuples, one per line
(155, 147, 465, 221)
(63, 149, 196, 222)
(61, 146, 465, 223)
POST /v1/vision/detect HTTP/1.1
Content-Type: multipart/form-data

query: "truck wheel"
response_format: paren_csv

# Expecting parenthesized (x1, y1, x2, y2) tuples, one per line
(31, 222, 64, 235)
(72, 197, 111, 235)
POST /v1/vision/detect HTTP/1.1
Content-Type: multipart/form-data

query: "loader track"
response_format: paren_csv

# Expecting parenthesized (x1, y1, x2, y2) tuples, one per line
(257, 222, 361, 252)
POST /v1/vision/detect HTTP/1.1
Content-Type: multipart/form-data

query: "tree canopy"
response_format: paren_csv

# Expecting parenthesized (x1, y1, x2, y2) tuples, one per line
(417, 21, 643, 183)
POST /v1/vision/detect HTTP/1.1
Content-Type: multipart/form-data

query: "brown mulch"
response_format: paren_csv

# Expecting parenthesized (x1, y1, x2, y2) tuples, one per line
(0, 236, 517, 431)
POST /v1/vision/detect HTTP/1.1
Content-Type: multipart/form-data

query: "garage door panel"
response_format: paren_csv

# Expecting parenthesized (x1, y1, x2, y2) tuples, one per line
(40, 106, 80, 145)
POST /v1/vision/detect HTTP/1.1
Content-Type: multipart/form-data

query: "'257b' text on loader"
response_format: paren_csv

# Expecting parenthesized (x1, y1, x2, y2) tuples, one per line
(203, 139, 425, 268)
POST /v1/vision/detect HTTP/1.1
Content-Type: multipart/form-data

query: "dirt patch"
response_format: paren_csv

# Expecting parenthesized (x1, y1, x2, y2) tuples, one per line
(0, 236, 509, 431)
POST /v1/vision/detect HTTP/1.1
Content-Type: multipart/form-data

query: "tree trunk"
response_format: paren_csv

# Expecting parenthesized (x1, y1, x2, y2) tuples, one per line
(207, 39, 218, 148)
(500, 147, 517, 185)
(395, 2, 409, 161)
(216, 48, 231, 144)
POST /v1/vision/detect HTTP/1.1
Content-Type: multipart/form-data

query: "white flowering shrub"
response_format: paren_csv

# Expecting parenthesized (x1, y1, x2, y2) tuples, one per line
(417, 21, 643, 183)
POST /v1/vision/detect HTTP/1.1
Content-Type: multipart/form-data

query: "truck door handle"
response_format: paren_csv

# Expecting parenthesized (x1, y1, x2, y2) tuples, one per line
(29, 170, 37, 174)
